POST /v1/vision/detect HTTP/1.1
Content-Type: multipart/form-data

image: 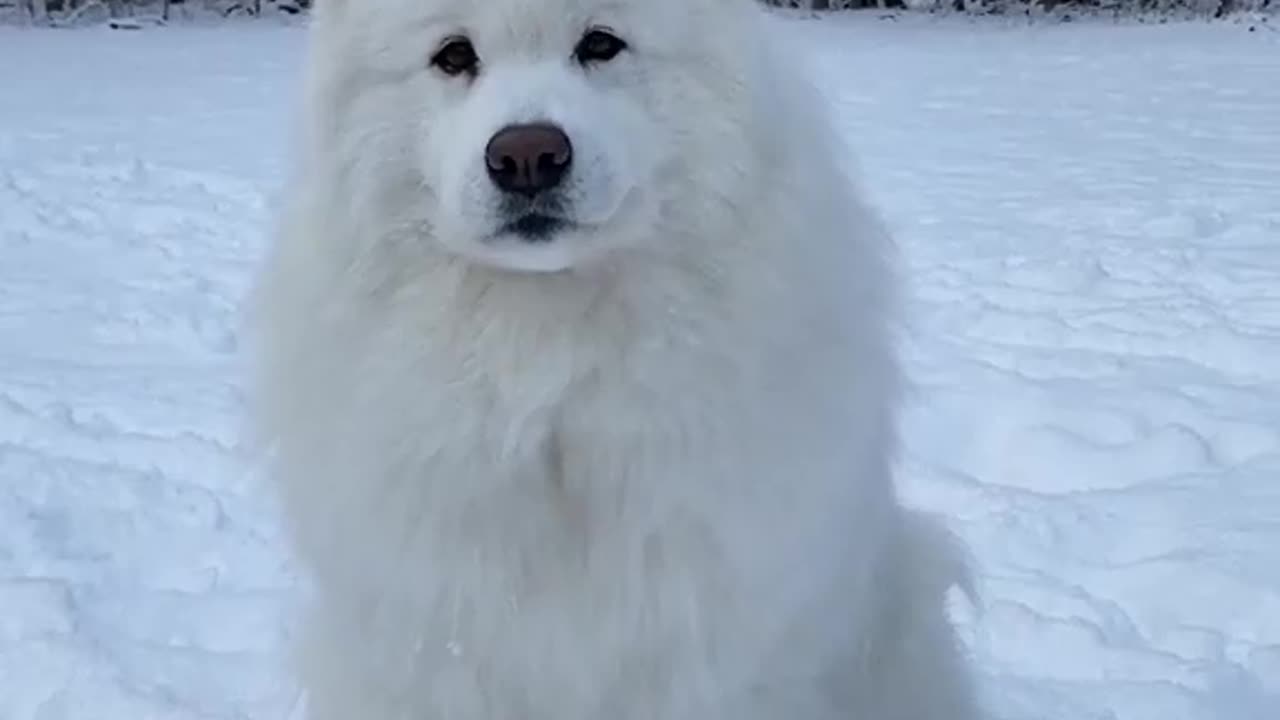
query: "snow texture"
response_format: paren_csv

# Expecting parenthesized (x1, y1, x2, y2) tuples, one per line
(1, 15, 1278, 720)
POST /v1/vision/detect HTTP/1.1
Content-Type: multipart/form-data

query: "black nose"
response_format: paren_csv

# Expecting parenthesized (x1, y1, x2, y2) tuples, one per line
(485, 123, 573, 197)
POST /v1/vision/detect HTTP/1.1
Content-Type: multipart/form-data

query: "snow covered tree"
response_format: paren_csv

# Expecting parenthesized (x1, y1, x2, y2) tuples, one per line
(25, 0, 50, 22)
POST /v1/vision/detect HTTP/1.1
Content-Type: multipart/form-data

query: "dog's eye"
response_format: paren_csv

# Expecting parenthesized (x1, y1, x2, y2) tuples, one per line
(431, 37, 479, 77)
(574, 29, 627, 65)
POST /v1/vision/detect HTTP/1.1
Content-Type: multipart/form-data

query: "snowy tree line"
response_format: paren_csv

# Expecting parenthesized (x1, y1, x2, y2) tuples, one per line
(6, 0, 307, 23)
(766, 0, 1272, 13)
(3, 0, 1272, 24)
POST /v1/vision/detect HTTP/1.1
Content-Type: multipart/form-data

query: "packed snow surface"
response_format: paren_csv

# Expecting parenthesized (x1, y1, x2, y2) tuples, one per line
(1, 13, 1277, 720)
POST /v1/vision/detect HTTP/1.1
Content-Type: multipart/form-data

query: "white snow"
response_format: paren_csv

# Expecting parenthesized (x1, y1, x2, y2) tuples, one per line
(1, 14, 1278, 720)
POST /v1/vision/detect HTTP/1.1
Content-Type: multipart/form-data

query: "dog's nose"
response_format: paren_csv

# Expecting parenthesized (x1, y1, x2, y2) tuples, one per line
(485, 123, 573, 196)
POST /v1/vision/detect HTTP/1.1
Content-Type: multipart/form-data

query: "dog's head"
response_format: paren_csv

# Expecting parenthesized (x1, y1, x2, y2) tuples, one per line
(307, 0, 759, 273)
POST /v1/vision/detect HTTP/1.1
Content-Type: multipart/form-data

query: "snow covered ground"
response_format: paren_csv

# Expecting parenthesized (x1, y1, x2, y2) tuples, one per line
(1, 13, 1277, 720)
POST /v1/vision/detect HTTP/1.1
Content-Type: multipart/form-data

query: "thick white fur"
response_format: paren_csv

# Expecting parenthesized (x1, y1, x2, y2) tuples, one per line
(251, 0, 981, 718)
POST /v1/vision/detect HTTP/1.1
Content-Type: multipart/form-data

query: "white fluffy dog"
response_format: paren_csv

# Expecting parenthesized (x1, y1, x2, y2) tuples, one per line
(251, 0, 981, 718)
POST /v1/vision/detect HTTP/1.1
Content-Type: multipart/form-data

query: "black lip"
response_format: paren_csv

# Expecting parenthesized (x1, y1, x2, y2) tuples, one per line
(504, 213, 567, 242)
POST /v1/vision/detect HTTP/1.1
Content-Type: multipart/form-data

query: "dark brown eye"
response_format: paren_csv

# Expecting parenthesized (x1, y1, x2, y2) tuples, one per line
(431, 37, 479, 77)
(574, 29, 627, 65)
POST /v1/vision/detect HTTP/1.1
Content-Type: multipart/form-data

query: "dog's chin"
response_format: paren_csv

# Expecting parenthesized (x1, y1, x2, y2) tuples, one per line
(459, 216, 584, 274)
(471, 243, 578, 274)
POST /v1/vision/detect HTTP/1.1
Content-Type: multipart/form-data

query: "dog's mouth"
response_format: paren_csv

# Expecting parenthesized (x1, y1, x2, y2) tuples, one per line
(492, 194, 577, 243)
(501, 212, 571, 243)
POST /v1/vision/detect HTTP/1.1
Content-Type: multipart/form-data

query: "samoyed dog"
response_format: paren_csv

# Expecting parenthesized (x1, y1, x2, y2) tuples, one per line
(252, 0, 981, 718)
